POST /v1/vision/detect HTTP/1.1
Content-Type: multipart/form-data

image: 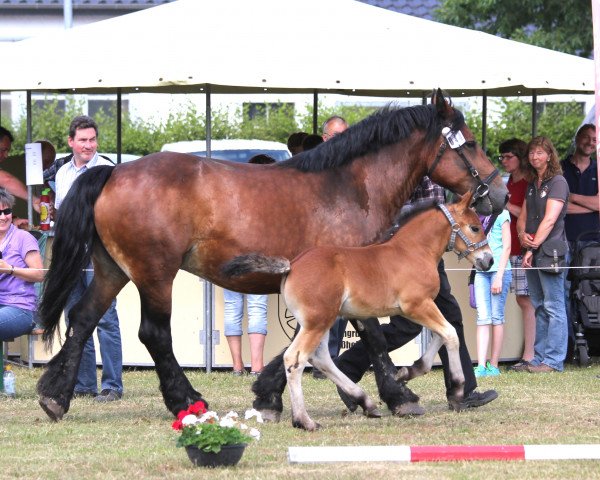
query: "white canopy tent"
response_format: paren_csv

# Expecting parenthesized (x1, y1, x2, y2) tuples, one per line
(0, 0, 593, 97)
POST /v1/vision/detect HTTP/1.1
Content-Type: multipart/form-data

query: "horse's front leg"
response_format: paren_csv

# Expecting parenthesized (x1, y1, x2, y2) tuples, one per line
(396, 302, 465, 410)
(138, 286, 208, 416)
(349, 317, 424, 416)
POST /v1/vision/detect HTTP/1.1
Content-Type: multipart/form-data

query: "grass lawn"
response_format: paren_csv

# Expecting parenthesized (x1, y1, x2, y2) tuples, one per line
(1, 361, 599, 479)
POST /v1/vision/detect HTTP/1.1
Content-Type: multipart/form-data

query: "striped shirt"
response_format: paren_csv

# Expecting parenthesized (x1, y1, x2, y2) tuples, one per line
(55, 153, 114, 209)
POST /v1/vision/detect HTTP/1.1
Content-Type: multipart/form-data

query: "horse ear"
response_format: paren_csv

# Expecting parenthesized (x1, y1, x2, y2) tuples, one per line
(431, 88, 452, 119)
(457, 190, 474, 210)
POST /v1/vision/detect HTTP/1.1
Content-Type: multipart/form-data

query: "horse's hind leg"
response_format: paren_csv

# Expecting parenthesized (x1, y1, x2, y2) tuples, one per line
(38, 258, 128, 421)
(284, 328, 321, 431)
(310, 341, 381, 419)
(137, 282, 207, 416)
(348, 318, 424, 416)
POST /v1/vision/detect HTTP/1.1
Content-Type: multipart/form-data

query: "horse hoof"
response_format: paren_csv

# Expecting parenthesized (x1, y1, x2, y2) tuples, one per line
(365, 407, 382, 418)
(259, 409, 281, 423)
(39, 397, 64, 422)
(393, 402, 425, 417)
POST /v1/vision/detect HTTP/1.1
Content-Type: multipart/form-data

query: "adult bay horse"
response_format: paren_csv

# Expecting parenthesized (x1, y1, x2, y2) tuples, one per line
(37, 89, 507, 421)
(223, 192, 492, 430)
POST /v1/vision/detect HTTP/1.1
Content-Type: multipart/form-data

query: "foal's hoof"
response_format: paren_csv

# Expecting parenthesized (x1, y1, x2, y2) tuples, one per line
(392, 401, 426, 417)
(293, 420, 321, 431)
(365, 406, 382, 418)
(39, 397, 64, 422)
(259, 409, 281, 423)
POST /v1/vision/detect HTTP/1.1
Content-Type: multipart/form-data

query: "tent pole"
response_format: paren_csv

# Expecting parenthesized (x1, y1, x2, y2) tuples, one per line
(481, 90, 487, 153)
(531, 90, 538, 138)
(204, 85, 214, 373)
(312, 90, 318, 134)
(116, 88, 122, 163)
(26, 90, 33, 225)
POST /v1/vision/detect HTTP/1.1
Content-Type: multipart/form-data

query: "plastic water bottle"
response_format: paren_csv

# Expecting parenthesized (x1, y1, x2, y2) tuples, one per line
(39, 188, 51, 231)
(3, 365, 16, 397)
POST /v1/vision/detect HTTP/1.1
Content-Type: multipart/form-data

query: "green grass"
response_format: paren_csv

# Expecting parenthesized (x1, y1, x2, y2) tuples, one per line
(1, 362, 600, 479)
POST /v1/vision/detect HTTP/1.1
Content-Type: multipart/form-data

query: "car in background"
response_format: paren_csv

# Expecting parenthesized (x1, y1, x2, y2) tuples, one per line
(160, 139, 291, 163)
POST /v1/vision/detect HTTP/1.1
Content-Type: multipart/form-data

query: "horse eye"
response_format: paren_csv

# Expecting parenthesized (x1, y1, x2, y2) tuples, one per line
(470, 225, 480, 233)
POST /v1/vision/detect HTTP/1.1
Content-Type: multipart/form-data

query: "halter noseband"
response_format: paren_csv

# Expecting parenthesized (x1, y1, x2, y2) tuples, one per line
(428, 126, 500, 204)
(438, 203, 488, 260)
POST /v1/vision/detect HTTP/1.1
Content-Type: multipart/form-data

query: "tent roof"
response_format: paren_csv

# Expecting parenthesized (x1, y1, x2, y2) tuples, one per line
(0, 0, 594, 97)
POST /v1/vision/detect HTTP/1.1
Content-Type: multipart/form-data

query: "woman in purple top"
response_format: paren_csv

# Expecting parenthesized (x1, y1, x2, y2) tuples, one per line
(0, 189, 45, 341)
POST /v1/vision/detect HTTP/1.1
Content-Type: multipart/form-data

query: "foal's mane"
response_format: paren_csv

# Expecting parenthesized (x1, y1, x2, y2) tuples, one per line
(381, 199, 440, 241)
(280, 103, 465, 173)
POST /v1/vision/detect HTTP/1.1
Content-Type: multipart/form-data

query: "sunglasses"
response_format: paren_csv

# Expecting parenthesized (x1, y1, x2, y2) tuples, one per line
(0, 208, 13, 216)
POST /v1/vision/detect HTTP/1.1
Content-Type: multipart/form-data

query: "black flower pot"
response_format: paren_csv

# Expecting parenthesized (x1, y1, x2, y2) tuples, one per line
(185, 443, 246, 468)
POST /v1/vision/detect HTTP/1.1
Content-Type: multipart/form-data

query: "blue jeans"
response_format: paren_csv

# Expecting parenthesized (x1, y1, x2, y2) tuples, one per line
(474, 270, 512, 326)
(223, 290, 268, 336)
(526, 268, 568, 371)
(0, 305, 35, 341)
(65, 264, 123, 394)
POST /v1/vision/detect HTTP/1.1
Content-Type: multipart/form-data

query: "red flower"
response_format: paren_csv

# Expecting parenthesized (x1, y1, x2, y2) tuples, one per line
(176, 410, 189, 421)
(188, 401, 207, 415)
(171, 419, 183, 431)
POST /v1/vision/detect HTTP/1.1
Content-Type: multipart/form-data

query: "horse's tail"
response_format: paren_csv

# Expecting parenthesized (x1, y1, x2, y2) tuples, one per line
(221, 253, 291, 277)
(40, 165, 115, 348)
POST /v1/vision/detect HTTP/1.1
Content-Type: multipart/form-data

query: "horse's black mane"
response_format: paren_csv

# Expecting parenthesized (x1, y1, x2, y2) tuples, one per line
(279, 103, 465, 172)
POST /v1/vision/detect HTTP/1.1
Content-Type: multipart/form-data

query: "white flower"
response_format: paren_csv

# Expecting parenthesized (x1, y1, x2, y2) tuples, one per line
(239, 423, 248, 430)
(219, 417, 236, 428)
(223, 411, 239, 421)
(198, 411, 219, 424)
(244, 408, 264, 423)
(181, 414, 198, 426)
(249, 428, 261, 440)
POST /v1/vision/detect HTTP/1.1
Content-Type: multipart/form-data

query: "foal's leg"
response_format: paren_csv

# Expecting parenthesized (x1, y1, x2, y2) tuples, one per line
(395, 301, 465, 410)
(349, 318, 423, 416)
(284, 326, 326, 431)
(310, 340, 381, 419)
(38, 254, 128, 421)
(137, 280, 208, 416)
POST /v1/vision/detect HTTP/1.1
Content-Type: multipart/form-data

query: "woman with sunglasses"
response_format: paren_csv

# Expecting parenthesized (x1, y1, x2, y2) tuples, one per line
(0, 189, 45, 342)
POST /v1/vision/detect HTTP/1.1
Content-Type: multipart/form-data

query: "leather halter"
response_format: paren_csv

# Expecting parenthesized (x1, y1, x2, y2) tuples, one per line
(427, 126, 500, 204)
(438, 204, 488, 260)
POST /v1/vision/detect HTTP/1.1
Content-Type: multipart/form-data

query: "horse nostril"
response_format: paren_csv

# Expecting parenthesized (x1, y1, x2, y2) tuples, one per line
(504, 194, 509, 206)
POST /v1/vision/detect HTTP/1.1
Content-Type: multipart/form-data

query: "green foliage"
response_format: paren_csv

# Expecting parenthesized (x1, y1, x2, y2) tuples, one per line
(464, 98, 584, 162)
(435, 0, 592, 58)
(176, 423, 252, 453)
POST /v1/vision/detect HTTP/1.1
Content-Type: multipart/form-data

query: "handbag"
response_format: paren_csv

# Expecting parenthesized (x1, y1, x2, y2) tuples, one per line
(467, 214, 498, 308)
(534, 238, 568, 274)
(468, 269, 477, 309)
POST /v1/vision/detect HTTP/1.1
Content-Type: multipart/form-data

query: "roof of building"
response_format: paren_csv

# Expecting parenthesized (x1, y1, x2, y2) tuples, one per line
(0, 0, 173, 9)
(357, 0, 440, 21)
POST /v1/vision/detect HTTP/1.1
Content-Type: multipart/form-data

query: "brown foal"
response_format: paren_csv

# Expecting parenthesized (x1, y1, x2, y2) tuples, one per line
(225, 191, 493, 430)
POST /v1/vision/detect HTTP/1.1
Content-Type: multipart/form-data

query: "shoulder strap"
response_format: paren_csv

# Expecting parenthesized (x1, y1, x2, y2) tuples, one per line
(99, 154, 116, 166)
(483, 214, 498, 235)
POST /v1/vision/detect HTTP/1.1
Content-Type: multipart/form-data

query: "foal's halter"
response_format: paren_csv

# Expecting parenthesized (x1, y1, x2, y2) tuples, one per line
(427, 126, 500, 204)
(438, 204, 488, 260)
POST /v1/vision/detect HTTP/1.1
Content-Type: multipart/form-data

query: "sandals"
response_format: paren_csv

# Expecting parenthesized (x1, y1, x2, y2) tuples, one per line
(509, 359, 532, 372)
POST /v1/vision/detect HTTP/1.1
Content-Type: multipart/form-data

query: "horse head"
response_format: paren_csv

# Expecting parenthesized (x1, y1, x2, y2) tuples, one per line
(428, 89, 508, 216)
(442, 191, 494, 271)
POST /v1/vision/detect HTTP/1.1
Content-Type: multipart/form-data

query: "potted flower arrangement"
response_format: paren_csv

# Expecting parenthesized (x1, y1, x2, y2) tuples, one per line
(172, 400, 261, 468)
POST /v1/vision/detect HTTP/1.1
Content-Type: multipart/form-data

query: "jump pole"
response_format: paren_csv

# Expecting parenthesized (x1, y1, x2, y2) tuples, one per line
(288, 445, 600, 463)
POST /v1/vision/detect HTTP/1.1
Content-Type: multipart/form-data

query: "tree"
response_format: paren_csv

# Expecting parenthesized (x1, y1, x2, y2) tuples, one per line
(435, 0, 592, 58)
